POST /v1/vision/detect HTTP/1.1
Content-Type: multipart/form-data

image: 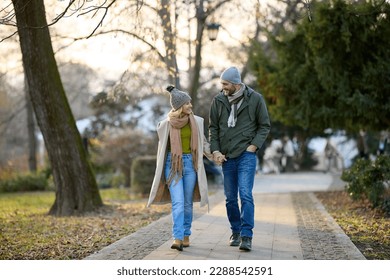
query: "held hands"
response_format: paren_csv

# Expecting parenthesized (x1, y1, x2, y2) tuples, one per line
(212, 145, 256, 165)
(213, 151, 227, 165)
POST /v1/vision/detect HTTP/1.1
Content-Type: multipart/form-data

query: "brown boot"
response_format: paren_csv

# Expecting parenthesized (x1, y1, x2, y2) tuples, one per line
(171, 239, 183, 251)
(183, 236, 190, 247)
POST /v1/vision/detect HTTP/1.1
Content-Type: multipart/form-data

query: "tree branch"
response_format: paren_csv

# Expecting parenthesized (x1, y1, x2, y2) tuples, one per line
(55, 29, 166, 63)
(0, 30, 18, 43)
(75, 0, 118, 38)
(0, 0, 120, 42)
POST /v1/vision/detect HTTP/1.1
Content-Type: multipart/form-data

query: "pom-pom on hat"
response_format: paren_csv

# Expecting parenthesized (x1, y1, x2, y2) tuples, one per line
(220, 66, 241, 84)
(166, 85, 192, 110)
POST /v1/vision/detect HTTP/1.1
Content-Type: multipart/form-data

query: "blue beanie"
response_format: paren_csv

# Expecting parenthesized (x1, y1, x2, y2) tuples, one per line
(220, 66, 241, 84)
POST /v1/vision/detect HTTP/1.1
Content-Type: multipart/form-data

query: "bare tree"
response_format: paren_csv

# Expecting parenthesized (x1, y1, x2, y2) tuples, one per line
(50, 0, 236, 107)
(11, 0, 102, 216)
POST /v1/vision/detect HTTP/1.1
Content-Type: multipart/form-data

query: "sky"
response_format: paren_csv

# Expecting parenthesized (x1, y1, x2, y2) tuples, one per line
(1, 0, 271, 87)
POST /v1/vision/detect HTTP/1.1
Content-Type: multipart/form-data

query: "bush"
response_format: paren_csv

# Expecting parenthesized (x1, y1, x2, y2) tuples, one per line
(0, 172, 48, 193)
(95, 172, 126, 189)
(95, 173, 114, 189)
(131, 155, 156, 195)
(110, 173, 126, 188)
(342, 155, 390, 214)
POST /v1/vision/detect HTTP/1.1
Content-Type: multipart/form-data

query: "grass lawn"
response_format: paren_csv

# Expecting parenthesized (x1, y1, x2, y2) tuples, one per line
(0, 189, 170, 260)
(316, 191, 390, 260)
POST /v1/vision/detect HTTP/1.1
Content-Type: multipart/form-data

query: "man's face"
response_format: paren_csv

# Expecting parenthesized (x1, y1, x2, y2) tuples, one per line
(221, 80, 237, 96)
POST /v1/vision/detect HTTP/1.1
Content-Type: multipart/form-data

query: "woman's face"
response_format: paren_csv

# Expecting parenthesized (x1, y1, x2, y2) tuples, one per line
(181, 102, 193, 115)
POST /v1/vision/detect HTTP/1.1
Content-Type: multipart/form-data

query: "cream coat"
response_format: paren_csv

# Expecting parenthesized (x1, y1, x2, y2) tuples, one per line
(147, 115, 210, 208)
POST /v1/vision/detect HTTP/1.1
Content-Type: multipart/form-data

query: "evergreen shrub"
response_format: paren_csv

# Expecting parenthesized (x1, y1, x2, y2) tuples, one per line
(342, 155, 390, 214)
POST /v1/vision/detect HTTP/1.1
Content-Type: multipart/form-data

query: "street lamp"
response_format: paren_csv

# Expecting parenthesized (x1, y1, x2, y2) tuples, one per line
(206, 22, 220, 41)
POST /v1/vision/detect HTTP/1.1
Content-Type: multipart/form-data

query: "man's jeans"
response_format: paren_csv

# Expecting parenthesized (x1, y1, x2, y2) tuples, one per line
(165, 153, 196, 240)
(222, 151, 256, 238)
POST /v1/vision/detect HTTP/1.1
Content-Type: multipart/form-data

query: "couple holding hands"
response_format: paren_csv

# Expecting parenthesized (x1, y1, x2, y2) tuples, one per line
(147, 66, 271, 252)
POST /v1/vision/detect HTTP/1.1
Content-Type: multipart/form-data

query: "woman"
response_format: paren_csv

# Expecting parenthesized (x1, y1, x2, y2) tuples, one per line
(147, 85, 211, 251)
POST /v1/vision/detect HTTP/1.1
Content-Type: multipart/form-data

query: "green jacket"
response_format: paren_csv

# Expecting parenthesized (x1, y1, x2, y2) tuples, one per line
(209, 85, 271, 159)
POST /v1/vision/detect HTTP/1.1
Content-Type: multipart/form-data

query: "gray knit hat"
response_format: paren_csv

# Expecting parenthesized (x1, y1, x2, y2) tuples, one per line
(166, 85, 192, 110)
(220, 66, 241, 84)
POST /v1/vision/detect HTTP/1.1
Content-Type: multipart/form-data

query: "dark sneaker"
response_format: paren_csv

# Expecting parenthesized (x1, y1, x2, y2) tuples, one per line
(239, 236, 252, 251)
(229, 233, 240, 246)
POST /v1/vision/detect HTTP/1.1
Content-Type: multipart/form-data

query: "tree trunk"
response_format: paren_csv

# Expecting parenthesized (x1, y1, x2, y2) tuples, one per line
(25, 76, 37, 172)
(158, 0, 180, 88)
(188, 1, 206, 109)
(12, 0, 103, 216)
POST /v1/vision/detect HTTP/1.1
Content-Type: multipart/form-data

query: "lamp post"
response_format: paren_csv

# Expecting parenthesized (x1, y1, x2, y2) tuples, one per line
(206, 22, 220, 41)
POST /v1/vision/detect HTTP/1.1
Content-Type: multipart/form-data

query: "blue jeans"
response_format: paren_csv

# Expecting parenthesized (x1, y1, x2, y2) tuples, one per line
(165, 153, 197, 240)
(222, 151, 256, 238)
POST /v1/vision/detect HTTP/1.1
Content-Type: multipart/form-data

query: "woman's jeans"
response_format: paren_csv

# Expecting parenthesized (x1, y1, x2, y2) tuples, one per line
(222, 151, 256, 238)
(165, 153, 197, 240)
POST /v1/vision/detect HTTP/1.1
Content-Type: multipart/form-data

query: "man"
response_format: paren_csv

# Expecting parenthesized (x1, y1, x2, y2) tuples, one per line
(209, 66, 271, 251)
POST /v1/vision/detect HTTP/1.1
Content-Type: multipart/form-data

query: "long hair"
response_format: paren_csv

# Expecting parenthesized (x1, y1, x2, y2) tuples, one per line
(168, 107, 183, 119)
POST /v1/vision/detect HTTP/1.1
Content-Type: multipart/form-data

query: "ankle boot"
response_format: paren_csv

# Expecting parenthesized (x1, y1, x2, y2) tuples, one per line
(171, 239, 183, 251)
(183, 236, 190, 247)
(239, 236, 252, 251)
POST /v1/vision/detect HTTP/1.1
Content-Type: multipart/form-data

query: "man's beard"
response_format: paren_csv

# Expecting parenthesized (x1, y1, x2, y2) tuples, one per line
(223, 89, 235, 96)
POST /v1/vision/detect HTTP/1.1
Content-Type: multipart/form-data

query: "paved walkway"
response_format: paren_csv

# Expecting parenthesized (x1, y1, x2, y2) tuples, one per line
(85, 172, 365, 260)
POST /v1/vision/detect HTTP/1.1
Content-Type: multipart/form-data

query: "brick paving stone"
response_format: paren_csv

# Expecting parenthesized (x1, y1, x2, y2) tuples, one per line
(292, 192, 365, 260)
(85, 173, 366, 260)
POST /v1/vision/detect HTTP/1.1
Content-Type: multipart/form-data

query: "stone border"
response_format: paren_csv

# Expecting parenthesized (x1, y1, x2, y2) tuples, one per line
(293, 192, 365, 260)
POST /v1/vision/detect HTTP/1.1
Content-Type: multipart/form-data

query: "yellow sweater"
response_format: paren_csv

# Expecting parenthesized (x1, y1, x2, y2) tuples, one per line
(168, 123, 191, 154)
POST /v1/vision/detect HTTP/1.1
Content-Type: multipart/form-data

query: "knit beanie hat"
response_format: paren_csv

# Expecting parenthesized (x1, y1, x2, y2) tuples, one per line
(166, 85, 192, 110)
(220, 66, 241, 84)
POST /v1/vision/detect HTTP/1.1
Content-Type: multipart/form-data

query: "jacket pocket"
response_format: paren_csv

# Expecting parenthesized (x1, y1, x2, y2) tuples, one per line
(242, 130, 255, 140)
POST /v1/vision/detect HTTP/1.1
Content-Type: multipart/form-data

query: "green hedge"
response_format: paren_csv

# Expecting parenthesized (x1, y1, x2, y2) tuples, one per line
(0, 172, 48, 193)
(342, 155, 390, 214)
(131, 155, 156, 195)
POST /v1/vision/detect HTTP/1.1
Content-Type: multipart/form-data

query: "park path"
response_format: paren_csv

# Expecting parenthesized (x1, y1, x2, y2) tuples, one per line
(85, 172, 365, 260)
